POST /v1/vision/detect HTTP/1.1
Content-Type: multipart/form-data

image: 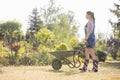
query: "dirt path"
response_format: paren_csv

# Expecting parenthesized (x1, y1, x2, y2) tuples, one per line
(0, 62, 120, 80)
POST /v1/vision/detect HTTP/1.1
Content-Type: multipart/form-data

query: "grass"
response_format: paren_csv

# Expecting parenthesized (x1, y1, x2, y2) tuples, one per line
(0, 61, 120, 80)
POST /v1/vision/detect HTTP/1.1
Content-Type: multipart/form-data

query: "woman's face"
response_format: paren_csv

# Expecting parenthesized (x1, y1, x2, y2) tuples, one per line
(86, 13, 91, 20)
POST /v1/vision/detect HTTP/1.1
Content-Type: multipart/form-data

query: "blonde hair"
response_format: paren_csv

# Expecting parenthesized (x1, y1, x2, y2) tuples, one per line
(86, 11, 95, 23)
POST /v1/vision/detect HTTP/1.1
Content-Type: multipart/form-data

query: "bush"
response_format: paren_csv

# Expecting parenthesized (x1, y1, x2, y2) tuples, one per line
(117, 51, 120, 61)
(19, 45, 54, 66)
(36, 51, 52, 65)
(55, 43, 68, 51)
(5, 52, 19, 65)
(106, 54, 113, 61)
(19, 53, 37, 65)
(37, 45, 53, 65)
(0, 56, 9, 66)
(96, 50, 107, 62)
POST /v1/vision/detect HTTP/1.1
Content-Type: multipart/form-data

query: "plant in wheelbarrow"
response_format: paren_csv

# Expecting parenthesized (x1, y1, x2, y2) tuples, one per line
(55, 43, 68, 51)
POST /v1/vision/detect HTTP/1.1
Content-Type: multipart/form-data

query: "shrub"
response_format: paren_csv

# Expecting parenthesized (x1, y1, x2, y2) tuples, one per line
(117, 51, 120, 61)
(5, 52, 20, 65)
(106, 54, 113, 61)
(0, 56, 9, 66)
(117, 51, 120, 57)
(19, 53, 37, 65)
(96, 50, 107, 62)
(36, 51, 51, 65)
(37, 45, 53, 65)
(19, 45, 54, 66)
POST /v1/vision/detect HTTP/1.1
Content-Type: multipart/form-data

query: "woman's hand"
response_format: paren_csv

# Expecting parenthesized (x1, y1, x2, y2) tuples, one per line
(85, 39, 89, 46)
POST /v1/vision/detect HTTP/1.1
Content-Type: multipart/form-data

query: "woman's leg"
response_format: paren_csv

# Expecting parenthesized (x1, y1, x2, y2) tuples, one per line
(80, 48, 90, 71)
(85, 48, 90, 59)
(90, 49, 97, 60)
(90, 49, 98, 72)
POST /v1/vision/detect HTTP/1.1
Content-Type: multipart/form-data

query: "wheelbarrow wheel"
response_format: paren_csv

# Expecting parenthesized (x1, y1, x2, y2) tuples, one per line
(52, 58, 62, 70)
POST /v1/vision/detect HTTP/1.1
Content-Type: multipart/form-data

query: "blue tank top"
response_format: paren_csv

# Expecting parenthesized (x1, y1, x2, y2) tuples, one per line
(84, 18, 95, 39)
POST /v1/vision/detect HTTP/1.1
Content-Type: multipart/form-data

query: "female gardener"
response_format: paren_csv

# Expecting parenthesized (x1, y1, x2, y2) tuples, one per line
(79, 11, 98, 72)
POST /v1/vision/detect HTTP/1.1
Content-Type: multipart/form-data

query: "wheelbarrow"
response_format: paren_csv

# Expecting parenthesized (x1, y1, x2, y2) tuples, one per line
(50, 47, 85, 70)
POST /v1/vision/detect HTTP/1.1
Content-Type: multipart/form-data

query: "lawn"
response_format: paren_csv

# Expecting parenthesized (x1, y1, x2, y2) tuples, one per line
(0, 61, 120, 80)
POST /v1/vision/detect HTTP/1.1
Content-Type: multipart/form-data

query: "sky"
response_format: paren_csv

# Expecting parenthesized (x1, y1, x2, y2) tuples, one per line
(0, 0, 117, 40)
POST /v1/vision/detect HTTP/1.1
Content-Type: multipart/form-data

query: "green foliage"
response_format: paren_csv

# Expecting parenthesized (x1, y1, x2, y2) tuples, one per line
(5, 52, 19, 65)
(96, 50, 107, 62)
(109, 0, 120, 59)
(37, 45, 54, 65)
(19, 52, 53, 66)
(0, 56, 8, 66)
(51, 13, 78, 44)
(0, 20, 21, 33)
(106, 54, 113, 61)
(95, 33, 106, 51)
(41, 0, 62, 25)
(0, 21, 23, 65)
(55, 43, 68, 51)
(0, 0, 79, 66)
(29, 8, 43, 31)
(117, 51, 120, 60)
(69, 37, 79, 49)
(37, 45, 51, 65)
(0, 20, 23, 42)
(26, 8, 43, 48)
(95, 33, 108, 62)
(117, 51, 120, 58)
(35, 28, 54, 46)
(38, 0, 78, 45)
(36, 51, 51, 65)
(19, 53, 37, 65)
(19, 45, 53, 65)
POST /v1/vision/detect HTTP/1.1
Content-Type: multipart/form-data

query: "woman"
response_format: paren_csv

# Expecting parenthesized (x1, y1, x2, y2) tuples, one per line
(79, 11, 98, 72)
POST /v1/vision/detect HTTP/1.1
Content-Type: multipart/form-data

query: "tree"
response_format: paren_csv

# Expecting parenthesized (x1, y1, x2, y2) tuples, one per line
(26, 8, 43, 49)
(52, 12, 78, 45)
(28, 8, 43, 32)
(0, 20, 23, 64)
(109, 0, 120, 59)
(40, 0, 61, 25)
(26, 0, 78, 50)
(0, 21, 22, 43)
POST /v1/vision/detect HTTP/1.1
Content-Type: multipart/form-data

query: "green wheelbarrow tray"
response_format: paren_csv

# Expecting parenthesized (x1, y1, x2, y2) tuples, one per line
(50, 47, 85, 70)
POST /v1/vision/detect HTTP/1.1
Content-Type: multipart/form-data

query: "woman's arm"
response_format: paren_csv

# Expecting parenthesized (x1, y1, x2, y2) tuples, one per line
(86, 22, 92, 40)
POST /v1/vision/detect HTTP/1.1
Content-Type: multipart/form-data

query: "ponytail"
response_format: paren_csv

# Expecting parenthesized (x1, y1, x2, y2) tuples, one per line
(86, 11, 95, 23)
(92, 12, 95, 23)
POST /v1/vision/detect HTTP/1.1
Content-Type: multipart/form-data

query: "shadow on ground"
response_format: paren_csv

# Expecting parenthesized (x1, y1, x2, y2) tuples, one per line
(48, 69, 64, 73)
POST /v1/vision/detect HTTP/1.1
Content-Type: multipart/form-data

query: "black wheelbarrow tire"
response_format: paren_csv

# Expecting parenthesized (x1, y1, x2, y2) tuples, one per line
(52, 58, 62, 70)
